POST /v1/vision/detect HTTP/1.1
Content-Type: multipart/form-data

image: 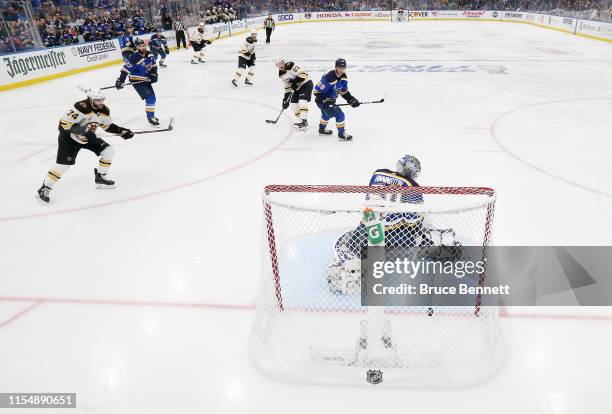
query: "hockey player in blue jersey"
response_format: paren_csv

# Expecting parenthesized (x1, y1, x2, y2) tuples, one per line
(326, 155, 436, 295)
(313, 58, 360, 141)
(119, 26, 135, 62)
(115, 38, 160, 126)
(149, 28, 169, 67)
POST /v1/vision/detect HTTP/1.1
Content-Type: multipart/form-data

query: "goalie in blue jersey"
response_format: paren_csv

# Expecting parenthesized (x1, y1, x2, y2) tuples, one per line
(327, 155, 459, 295)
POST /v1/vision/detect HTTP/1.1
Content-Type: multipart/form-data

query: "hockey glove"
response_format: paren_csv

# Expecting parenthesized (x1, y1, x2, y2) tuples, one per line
(115, 78, 123, 89)
(118, 127, 134, 140)
(349, 97, 360, 108)
(164, 47, 170, 54)
(149, 67, 158, 83)
(322, 97, 336, 110)
(205, 40, 212, 44)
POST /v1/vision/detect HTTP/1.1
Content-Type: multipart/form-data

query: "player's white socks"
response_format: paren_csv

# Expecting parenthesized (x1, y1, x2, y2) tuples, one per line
(234, 67, 245, 81)
(44, 163, 70, 188)
(246, 66, 255, 82)
(291, 103, 301, 120)
(193, 51, 205, 62)
(299, 99, 309, 121)
(98, 146, 115, 175)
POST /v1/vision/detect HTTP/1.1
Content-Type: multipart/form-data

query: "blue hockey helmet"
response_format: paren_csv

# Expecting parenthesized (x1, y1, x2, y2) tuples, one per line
(397, 155, 421, 179)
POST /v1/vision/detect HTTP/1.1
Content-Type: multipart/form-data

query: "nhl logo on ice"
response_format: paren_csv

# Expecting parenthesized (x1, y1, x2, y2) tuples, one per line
(366, 369, 383, 385)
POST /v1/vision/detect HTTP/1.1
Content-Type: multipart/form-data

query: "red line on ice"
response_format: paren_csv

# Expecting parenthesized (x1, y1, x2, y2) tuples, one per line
(0, 301, 43, 329)
(489, 97, 612, 197)
(0, 296, 610, 322)
(0, 96, 294, 222)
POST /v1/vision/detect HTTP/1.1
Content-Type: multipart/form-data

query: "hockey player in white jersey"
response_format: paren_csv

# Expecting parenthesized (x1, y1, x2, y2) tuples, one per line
(274, 57, 313, 131)
(232, 31, 257, 87)
(190, 23, 212, 64)
(36, 89, 134, 203)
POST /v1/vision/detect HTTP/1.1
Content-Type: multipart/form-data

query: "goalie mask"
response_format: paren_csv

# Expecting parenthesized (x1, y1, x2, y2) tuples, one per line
(397, 155, 421, 179)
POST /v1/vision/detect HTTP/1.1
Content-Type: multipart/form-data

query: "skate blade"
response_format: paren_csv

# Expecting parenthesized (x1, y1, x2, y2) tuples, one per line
(294, 125, 309, 132)
(35, 194, 49, 205)
(96, 184, 116, 190)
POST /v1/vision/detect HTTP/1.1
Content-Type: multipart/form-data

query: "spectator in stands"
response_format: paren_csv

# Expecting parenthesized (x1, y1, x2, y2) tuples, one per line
(2, 0, 612, 55)
(161, 11, 173, 30)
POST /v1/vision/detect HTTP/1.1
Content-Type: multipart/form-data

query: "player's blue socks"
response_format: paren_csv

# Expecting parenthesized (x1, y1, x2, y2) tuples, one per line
(145, 95, 156, 119)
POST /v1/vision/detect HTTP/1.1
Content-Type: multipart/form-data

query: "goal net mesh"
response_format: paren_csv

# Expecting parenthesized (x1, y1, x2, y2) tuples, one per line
(249, 185, 503, 387)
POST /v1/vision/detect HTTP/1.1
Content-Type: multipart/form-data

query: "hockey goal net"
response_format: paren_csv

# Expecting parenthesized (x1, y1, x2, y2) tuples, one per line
(249, 185, 503, 387)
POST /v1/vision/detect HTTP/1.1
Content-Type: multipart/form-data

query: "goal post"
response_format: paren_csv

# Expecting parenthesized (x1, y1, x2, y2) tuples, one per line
(250, 185, 503, 387)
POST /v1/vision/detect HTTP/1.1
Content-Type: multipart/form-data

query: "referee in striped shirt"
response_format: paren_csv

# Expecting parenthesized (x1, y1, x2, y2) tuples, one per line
(264, 13, 275, 45)
(174, 16, 187, 49)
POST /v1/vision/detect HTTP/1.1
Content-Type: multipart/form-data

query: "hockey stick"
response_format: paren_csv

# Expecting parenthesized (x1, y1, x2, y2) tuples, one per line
(266, 93, 293, 124)
(100, 81, 146, 91)
(265, 108, 284, 124)
(337, 98, 385, 107)
(79, 83, 144, 93)
(132, 118, 174, 135)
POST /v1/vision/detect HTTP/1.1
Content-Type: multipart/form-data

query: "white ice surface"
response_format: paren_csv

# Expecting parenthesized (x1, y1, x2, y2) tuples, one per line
(0, 20, 611, 413)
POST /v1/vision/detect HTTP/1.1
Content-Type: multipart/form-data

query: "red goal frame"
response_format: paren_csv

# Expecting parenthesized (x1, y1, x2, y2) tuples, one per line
(263, 185, 496, 315)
